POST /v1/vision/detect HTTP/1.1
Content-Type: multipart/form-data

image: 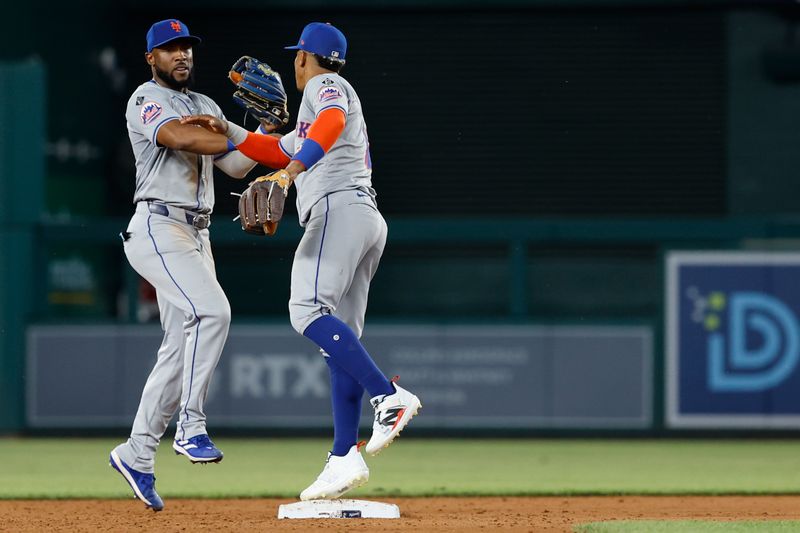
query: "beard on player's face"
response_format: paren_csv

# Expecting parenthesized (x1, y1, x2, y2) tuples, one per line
(154, 63, 194, 91)
(149, 43, 195, 91)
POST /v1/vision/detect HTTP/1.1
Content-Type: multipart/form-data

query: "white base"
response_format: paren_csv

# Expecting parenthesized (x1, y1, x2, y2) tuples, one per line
(277, 499, 400, 519)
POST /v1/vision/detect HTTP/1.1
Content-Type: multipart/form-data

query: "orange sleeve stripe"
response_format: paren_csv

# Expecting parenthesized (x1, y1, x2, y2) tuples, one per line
(236, 133, 291, 169)
(306, 107, 347, 152)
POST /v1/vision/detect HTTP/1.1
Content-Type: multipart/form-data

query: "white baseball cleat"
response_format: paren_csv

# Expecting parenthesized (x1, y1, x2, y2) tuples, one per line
(365, 379, 421, 456)
(300, 443, 370, 501)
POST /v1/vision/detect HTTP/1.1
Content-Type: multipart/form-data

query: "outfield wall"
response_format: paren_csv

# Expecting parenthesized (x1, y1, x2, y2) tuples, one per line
(26, 325, 652, 430)
(27, 249, 800, 434)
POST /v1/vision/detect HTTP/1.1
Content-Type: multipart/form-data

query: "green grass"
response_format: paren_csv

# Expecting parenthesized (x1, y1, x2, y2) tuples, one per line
(2, 438, 800, 499)
(576, 521, 800, 532)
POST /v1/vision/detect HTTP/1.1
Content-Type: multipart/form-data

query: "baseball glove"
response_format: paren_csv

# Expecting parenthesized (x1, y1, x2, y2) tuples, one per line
(229, 56, 290, 129)
(237, 170, 291, 236)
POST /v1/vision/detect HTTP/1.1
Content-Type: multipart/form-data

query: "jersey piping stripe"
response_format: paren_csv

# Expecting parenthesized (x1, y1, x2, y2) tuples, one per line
(361, 124, 372, 170)
(197, 155, 204, 211)
(151, 116, 179, 145)
(316, 104, 347, 118)
(278, 138, 292, 159)
(146, 213, 201, 441)
(313, 196, 331, 305)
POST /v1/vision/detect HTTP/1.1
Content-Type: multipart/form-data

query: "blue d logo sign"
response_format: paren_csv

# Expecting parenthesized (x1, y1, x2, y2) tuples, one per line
(708, 292, 800, 392)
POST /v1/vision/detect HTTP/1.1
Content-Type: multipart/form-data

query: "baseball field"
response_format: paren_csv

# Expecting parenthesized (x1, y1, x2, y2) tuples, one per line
(2, 438, 800, 531)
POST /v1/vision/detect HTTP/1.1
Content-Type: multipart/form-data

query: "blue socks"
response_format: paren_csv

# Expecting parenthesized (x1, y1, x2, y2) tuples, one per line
(303, 314, 394, 399)
(326, 357, 364, 457)
(304, 314, 394, 457)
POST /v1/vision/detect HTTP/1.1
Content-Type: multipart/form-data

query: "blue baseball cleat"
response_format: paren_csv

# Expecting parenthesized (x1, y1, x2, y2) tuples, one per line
(109, 450, 164, 512)
(172, 434, 224, 464)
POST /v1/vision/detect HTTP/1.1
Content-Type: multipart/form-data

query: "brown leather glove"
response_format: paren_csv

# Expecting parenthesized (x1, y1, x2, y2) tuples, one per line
(237, 170, 291, 236)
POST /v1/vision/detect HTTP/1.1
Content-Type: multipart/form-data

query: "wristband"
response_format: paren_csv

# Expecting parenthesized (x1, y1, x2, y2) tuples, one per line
(292, 139, 325, 170)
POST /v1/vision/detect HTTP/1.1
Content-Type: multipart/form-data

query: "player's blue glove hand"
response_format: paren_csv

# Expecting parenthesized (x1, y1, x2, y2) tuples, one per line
(229, 56, 290, 129)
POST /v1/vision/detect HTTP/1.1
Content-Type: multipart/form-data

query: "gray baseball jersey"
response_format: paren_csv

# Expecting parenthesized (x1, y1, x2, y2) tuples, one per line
(291, 73, 374, 225)
(287, 73, 386, 338)
(125, 80, 224, 214)
(114, 80, 232, 473)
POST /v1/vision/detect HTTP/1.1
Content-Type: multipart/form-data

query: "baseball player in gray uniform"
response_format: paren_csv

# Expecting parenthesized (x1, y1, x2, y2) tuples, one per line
(183, 21, 421, 502)
(109, 18, 276, 512)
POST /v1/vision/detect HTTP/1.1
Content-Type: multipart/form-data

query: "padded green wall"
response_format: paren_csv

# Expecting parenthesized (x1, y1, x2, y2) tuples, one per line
(0, 60, 45, 431)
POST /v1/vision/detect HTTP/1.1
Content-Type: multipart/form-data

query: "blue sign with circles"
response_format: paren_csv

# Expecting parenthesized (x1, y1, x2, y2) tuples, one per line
(666, 252, 800, 428)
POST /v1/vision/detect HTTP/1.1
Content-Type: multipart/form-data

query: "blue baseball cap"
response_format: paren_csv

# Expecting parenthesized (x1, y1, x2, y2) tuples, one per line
(146, 19, 201, 53)
(285, 22, 347, 61)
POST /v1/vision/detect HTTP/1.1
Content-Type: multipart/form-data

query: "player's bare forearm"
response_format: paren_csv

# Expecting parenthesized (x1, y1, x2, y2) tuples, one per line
(157, 119, 229, 154)
(285, 160, 305, 182)
(178, 132, 229, 154)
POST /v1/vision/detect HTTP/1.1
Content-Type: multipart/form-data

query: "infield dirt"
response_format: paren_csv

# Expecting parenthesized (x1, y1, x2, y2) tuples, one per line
(3, 496, 800, 532)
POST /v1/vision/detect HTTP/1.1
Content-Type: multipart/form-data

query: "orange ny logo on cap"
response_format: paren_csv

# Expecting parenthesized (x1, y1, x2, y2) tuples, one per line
(170, 21, 182, 32)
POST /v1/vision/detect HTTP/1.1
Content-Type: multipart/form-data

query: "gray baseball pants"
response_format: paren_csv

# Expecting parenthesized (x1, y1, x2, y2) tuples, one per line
(113, 202, 231, 473)
(289, 189, 387, 337)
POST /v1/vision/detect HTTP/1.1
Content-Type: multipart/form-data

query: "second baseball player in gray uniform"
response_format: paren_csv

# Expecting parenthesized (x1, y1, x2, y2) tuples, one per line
(109, 18, 275, 512)
(185, 22, 422, 501)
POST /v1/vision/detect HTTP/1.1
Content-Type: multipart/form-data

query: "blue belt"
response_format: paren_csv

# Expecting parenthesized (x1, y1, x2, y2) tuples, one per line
(147, 202, 211, 229)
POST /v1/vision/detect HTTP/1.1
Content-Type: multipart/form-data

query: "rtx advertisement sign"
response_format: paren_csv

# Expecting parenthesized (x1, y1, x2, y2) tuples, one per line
(666, 252, 800, 428)
(27, 324, 652, 429)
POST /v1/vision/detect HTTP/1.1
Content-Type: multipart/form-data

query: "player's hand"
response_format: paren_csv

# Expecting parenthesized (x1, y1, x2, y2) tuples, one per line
(257, 119, 280, 134)
(181, 114, 228, 135)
